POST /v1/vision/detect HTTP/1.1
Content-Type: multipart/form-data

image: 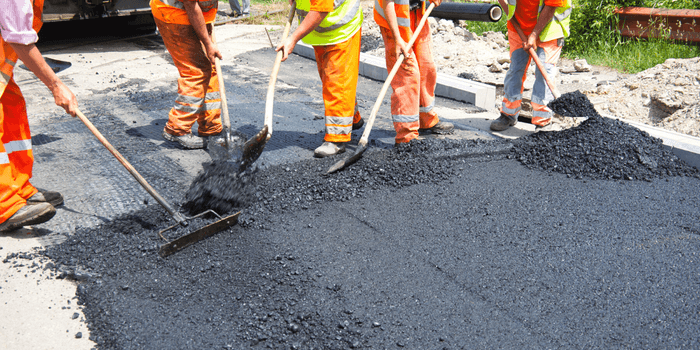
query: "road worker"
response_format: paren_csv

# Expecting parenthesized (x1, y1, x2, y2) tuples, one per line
(375, 0, 454, 145)
(490, 0, 572, 131)
(151, 0, 223, 149)
(0, 0, 78, 232)
(276, 0, 364, 158)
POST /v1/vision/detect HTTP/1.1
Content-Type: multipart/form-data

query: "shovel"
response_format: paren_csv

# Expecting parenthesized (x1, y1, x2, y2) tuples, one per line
(75, 109, 239, 257)
(236, 2, 297, 171)
(327, 2, 436, 174)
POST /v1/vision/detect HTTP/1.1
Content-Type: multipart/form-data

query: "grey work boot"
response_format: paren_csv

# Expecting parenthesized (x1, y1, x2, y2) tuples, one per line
(490, 113, 517, 131)
(162, 130, 205, 149)
(27, 188, 64, 207)
(419, 121, 454, 134)
(0, 202, 56, 232)
(314, 142, 346, 158)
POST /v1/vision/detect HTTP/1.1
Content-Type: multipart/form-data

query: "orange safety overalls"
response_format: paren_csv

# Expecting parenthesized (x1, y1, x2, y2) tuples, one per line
(150, 0, 223, 137)
(374, 0, 439, 144)
(0, 0, 44, 223)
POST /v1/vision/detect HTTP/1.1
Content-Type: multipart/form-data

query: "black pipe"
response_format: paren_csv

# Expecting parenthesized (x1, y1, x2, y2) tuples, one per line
(430, 2, 502, 22)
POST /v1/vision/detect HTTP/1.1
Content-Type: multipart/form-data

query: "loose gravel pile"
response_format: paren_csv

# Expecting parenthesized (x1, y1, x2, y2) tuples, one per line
(182, 161, 256, 216)
(513, 116, 699, 181)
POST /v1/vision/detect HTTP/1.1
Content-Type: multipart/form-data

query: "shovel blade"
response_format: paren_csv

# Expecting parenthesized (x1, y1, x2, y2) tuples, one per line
(159, 212, 240, 257)
(240, 125, 269, 171)
(326, 143, 368, 174)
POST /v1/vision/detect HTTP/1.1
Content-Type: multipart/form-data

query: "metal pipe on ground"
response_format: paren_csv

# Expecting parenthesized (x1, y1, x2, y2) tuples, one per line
(430, 2, 502, 22)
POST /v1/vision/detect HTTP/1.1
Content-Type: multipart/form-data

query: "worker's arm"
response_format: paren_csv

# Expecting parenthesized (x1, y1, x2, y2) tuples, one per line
(383, 0, 410, 59)
(276, 10, 328, 62)
(183, 0, 222, 64)
(9, 43, 78, 117)
(524, 5, 556, 51)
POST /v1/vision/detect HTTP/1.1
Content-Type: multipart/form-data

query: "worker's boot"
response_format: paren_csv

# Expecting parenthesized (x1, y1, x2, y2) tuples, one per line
(0, 202, 56, 232)
(162, 130, 204, 149)
(27, 188, 64, 207)
(419, 121, 454, 135)
(490, 113, 517, 131)
(314, 142, 346, 158)
(531, 116, 552, 128)
(352, 118, 365, 130)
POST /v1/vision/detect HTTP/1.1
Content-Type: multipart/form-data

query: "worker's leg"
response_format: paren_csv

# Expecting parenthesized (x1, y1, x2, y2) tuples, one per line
(0, 79, 38, 224)
(411, 10, 439, 130)
(501, 26, 531, 120)
(531, 38, 563, 126)
(313, 29, 361, 145)
(196, 24, 223, 137)
(380, 27, 421, 144)
(156, 19, 212, 138)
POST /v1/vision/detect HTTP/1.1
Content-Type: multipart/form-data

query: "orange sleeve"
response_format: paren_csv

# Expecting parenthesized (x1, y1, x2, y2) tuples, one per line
(309, 0, 334, 12)
(544, 0, 565, 7)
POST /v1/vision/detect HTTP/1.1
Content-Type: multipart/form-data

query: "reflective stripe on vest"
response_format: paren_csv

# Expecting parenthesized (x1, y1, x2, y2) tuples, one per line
(296, 0, 363, 46)
(506, 0, 572, 41)
(0, 140, 32, 164)
(374, 0, 411, 28)
(158, 0, 217, 12)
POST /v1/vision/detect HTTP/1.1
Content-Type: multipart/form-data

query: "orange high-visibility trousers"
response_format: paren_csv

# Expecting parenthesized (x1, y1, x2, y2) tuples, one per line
(0, 79, 38, 223)
(380, 9, 439, 144)
(313, 29, 362, 143)
(155, 18, 222, 137)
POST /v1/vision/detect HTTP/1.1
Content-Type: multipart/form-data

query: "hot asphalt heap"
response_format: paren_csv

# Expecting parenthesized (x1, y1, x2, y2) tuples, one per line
(15, 101, 698, 348)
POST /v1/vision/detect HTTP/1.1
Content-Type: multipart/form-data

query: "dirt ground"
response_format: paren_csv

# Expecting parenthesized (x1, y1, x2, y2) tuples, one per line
(239, 0, 699, 137)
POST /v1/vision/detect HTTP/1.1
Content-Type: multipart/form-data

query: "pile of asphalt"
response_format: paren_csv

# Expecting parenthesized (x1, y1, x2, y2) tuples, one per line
(547, 90, 601, 119)
(515, 99, 699, 181)
(182, 161, 256, 216)
(31, 121, 700, 348)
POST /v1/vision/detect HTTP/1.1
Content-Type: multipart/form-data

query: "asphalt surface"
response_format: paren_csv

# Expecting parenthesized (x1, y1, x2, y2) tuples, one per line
(3, 23, 700, 349)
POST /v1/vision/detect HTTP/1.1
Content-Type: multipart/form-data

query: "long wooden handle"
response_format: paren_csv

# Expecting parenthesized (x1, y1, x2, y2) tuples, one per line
(359, 2, 436, 146)
(509, 18, 560, 99)
(212, 30, 231, 147)
(75, 110, 186, 224)
(264, 2, 297, 138)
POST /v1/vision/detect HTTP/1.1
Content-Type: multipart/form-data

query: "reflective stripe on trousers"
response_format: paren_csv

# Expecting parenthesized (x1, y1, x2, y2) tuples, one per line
(313, 29, 362, 143)
(501, 26, 562, 120)
(155, 18, 223, 136)
(380, 9, 438, 144)
(0, 78, 38, 223)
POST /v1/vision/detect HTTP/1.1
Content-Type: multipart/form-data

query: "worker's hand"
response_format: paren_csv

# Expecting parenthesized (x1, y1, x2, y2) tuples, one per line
(50, 81, 78, 117)
(428, 0, 442, 6)
(276, 37, 296, 62)
(395, 37, 411, 60)
(523, 32, 538, 51)
(205, 42, 223, 65)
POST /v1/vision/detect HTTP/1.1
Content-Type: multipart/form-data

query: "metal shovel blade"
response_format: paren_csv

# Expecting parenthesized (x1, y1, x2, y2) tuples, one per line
(159, 211, 240, 257)
(239, 125, 269, 171)
(326, 142, 368, 174)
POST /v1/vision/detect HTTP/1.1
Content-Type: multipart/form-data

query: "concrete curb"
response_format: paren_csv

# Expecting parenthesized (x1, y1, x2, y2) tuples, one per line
(293, 42, 496, 110)
(603, 114, 700, 170)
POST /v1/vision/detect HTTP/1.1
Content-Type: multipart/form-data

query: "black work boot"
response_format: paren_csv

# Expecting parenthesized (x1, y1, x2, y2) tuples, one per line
(27, 188, 64, 207)
(490, 113, 517, 131)
(162, 130, 205, 149)
(352, 117, 364, 130)
(0, 203, 56, 232)
(419, 121, 454, 135)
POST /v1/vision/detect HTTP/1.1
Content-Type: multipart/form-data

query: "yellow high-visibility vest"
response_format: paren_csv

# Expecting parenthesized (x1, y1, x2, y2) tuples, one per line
(296, 0, 363, 46)
(506, 0, 572, 41)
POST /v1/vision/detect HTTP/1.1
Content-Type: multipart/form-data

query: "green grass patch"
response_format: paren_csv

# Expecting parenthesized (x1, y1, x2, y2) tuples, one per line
(565, 36, 700, 73)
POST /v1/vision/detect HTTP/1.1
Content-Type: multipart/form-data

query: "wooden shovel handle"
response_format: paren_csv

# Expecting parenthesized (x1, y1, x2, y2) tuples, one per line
(212, 30, 231, 147)
(264, 2, 297, 138)
(509, 17, 561, 99)
(360, 2, 437, 146)
(75, 110, 186, 224)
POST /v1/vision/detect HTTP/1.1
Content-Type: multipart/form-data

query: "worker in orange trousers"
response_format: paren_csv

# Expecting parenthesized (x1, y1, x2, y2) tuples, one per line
(151, 0, 223, 149)
(1, 0, 79, 232)
(276, 0, 365, 158)
(375, 0, 454, 145)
